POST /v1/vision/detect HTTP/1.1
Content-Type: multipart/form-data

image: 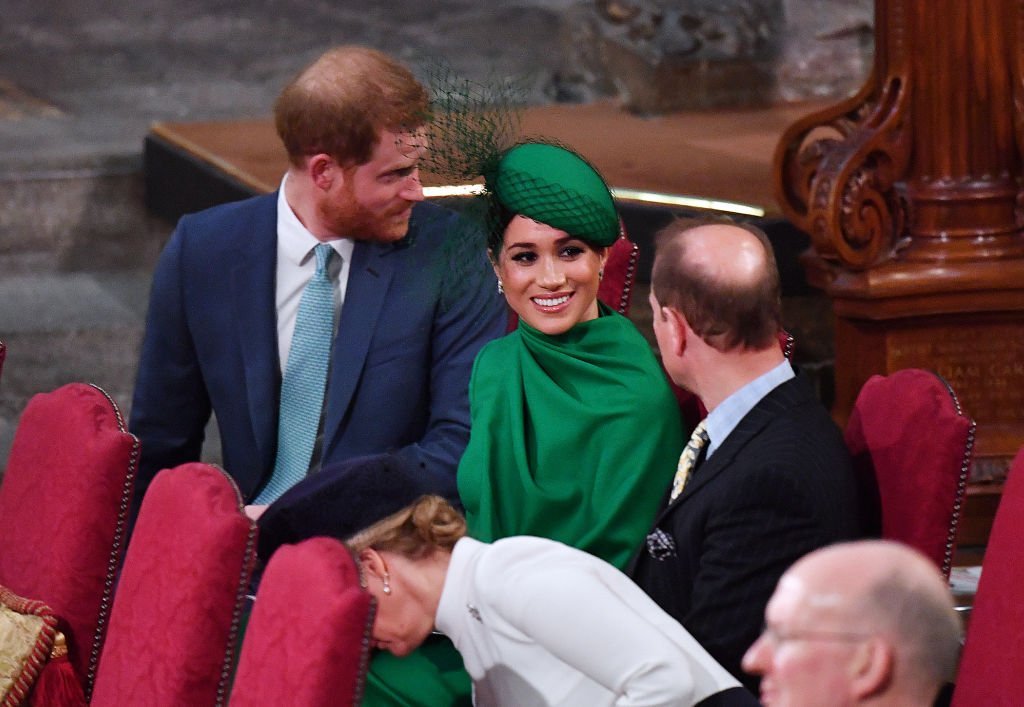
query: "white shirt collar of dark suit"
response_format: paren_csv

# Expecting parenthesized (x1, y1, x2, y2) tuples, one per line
(275, 173, 355, 368)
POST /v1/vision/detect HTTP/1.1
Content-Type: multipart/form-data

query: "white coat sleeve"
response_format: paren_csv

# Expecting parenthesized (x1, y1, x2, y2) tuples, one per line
(491, 552, 736, 706)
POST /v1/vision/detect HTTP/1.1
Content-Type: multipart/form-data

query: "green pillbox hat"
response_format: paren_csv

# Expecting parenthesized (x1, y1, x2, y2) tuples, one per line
(489, 142, 619, 246)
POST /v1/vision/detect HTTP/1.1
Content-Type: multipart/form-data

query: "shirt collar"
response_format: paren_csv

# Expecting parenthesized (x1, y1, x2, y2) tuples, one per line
(704, 359, 795, 457)
(276, 173, 354, 264)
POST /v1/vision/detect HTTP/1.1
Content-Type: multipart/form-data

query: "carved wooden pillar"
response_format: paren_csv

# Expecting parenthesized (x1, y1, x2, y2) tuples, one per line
(775, 0, 1024, 514)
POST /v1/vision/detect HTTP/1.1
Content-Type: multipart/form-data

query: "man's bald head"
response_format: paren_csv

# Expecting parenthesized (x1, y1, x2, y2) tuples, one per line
(744, 541, 961, 706)
(794, 541, 960, 693)
(651, 218, 781, 351)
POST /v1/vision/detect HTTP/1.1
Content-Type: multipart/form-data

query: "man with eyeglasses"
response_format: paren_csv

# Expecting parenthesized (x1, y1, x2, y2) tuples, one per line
(743, 540, 961, 707)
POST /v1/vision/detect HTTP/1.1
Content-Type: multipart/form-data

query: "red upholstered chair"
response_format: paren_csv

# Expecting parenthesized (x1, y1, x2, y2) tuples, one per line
(229, 537, 375, 707)
(91, 462, 256, 707)
(0, 382, 139, 700)
(844, 369, 975, 578)
(597, 228, 640, 315)
(951, 446, 1024, 705)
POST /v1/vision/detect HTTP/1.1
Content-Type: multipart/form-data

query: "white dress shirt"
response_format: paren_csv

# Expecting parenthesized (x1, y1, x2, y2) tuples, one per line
(275, 174, 355, 369)
(436, 536, 740, 706)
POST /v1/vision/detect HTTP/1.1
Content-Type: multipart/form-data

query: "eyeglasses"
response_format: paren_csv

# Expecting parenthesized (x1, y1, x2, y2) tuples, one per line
(758, 623, 874, 647)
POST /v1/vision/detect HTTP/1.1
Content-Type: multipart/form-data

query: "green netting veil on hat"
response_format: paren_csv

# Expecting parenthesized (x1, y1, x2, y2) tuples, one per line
(487, 142, 619, 249)
(420, 63, 620, 307)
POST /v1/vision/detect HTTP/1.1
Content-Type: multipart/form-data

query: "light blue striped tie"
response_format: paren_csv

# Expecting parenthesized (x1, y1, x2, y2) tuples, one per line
(255, 243, 335, 504)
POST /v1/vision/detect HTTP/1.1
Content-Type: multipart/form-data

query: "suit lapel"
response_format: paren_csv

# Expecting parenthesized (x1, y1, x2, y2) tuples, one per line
(656, 376, 809, 522)
(321, 240, 397, 457)
(230, 199, 280, 473)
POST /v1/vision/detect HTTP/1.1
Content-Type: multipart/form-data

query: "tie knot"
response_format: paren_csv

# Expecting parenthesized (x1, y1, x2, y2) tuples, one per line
(690, 420, 709, 448)
(313, 243, 334, 276)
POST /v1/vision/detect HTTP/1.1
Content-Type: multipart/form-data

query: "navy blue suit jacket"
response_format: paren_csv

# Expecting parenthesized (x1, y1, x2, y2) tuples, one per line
(630, 374, 863, 692)
(130, 194, 507, 505)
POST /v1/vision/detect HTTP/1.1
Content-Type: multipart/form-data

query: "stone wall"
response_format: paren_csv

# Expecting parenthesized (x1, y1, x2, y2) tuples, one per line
(552, 0, 873, 111)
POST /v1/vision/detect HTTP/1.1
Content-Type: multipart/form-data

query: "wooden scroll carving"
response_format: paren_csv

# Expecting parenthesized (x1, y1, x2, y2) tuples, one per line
(775, 0, 1024, 508)
(775, 0, 911, 271)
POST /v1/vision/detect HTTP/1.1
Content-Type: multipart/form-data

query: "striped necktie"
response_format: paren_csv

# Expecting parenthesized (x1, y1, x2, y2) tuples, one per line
(255, 243, 335, 504)
(670, 420, 709, 502)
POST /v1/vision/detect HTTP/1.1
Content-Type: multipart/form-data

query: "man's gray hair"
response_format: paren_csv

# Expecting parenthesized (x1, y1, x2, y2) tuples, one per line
(858, 569, 961, 698)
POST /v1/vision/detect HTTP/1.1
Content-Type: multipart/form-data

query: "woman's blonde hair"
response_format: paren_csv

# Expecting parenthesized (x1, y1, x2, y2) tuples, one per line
(347, 495, 466, 559)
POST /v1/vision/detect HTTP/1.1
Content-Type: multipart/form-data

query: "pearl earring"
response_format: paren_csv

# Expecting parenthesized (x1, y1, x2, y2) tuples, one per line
(497, 279, 504, 295)
(382, 573, 391, 595)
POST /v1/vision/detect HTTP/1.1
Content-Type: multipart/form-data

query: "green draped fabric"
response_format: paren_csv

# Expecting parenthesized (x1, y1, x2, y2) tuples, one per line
(459, 303, 685, 570)
(360, 304, 684, 706)
(362, 635, 472, 707)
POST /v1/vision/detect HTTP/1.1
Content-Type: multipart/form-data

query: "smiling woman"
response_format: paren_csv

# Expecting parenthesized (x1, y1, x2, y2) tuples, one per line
(493, 216, 607, 335)
(457, 141, 686, 572)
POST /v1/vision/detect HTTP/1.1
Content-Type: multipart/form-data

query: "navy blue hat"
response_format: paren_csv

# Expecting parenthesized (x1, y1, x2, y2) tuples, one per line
(256, 453, 435, 562)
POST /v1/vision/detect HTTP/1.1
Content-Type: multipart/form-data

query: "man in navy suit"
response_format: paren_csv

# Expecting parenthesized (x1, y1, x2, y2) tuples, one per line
(631, 219, 863, 692)
(130, 46, 507, 516)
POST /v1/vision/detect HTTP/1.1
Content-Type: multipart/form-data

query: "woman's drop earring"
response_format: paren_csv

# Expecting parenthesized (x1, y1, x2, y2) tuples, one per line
(598, 268, 604, 281)
(497, 278, 504, 295)
(382, 573, 391, 595)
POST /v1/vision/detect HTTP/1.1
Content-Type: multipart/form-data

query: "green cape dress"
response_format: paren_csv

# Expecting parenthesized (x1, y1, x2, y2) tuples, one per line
(459, 302, 685, 570)
(361, 304, 685, 705)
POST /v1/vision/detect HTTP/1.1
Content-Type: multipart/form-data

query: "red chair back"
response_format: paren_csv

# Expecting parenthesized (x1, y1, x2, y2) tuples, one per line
(0, 383, 138, 698)
(951, 446, 1024, 705)
(597, 229, 639, 315)
(229, 537, 375, 707)
(91, 463, 256, 707)
(844, 369, 974, 578)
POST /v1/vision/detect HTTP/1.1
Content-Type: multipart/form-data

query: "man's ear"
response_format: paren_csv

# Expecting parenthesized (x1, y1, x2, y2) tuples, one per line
(849, 637, 894, 700)
(308, 153, 338, 191)
(663, 306, 689, 358)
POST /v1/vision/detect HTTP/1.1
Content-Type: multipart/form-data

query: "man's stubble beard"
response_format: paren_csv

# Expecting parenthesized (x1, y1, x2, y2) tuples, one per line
(321, 192, 412, 243)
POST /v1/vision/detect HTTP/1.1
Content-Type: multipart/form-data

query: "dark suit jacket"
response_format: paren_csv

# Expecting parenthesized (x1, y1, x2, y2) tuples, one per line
(129, 194, 507, 506)
(630, 374, 862, 692)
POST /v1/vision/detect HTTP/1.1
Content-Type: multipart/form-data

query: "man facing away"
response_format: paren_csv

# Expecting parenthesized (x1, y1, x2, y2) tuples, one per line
(130, 46, 507, 516)
(630, 218, 864, 691)
(743, 540, 962, 707)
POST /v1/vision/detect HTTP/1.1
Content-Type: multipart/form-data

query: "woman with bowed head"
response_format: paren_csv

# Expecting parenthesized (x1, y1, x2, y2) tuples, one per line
(457, 141, 686, 571)
(257, 454, 756, 707)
